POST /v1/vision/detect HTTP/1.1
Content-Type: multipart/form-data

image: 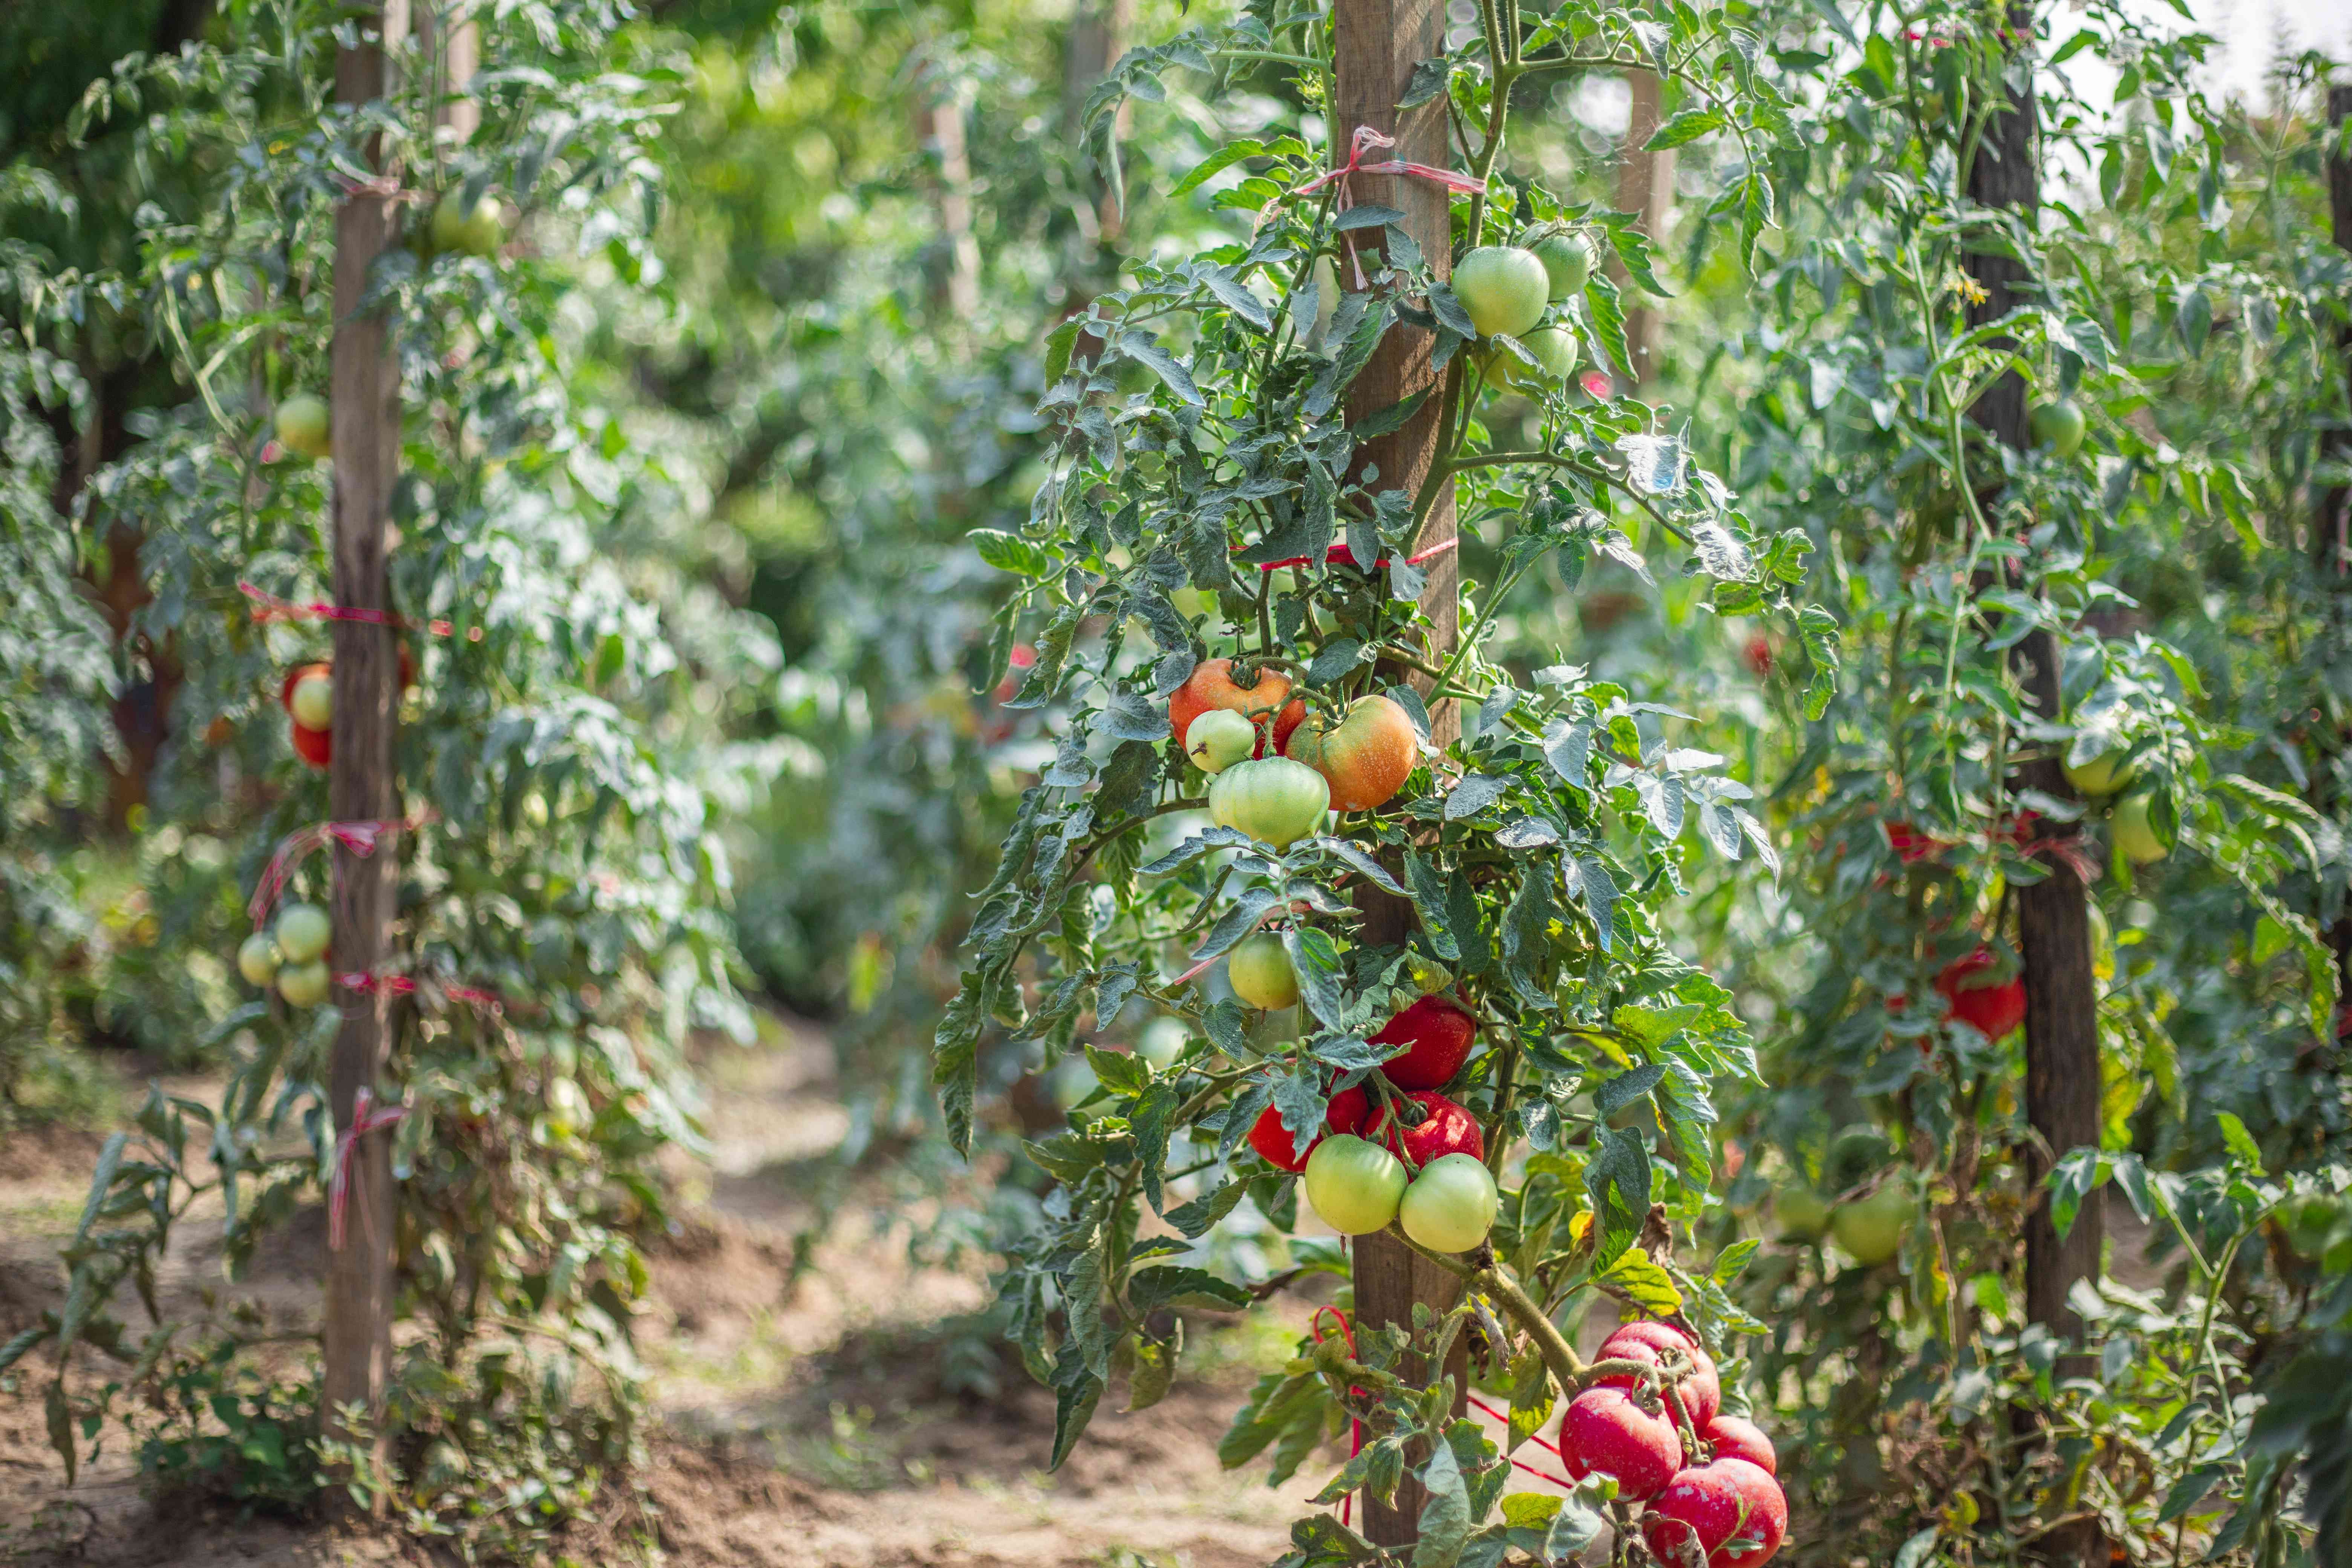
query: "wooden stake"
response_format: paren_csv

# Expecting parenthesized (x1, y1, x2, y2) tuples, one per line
(914, 79, 982, 320)
(2320, 84, 2352, 993)
(1963, 12, 2104, 1564)
(1333, 0, 1459, 1543)
(418, 2, 481, 145)
(321, 0, 407, 1488)
(1615, 70, 1676, 386)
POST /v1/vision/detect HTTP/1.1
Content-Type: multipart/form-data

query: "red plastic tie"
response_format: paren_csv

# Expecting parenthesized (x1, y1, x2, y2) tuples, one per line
(1309, 1306, 1365, 1527)
(335, 969, 505, 1016)
(239, 580, 480, 640)
(327, 1085, 407, 1252)
(248, 813, 429, 929)
(1285, 126, 1485, 288)
(1245, 536, 1462, 573)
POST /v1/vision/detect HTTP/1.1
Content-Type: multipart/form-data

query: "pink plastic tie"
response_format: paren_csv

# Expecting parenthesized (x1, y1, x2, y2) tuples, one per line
(247, 814, 425, 930)
(336, 969, 506, 1016)
(1286, 126, 1485, 288)
(327, 1085, 407, 1252)
(1245, 536, 1462, 573)
(239, 580, 477, 640)
(1310, 1306, 1365, 1527)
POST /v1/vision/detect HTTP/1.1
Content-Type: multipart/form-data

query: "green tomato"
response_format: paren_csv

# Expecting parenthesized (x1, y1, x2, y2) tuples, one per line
(2112, 791, 2171, 864)
(2285, 1193, 2346, 1260)
(275, 959, 331, 1009)
(1137, 1017, 1188, 1070)
(430, 192, 505, 258)
(1400, 1153, 1499, 1253)
(1228, 932, 1300, 1010)
(1185, 709, 1256, 775)
(1452, 246, 1549, 339)
(273, 394, 331, 459)
(274, 901, 332, 963)
(1830, 1181, 1914, 1266)
(1208, 756, 1329, 849)
(2063, 747, 2134, 797)
(1303, 1135, 1408, 1235)
(2030, 399, 2087, 458)
(236, 932, 282, 988)
(1486, 325, 1579, 393)
(1774, 1184, 1831, 1242)
(1531, 230, 1594, 300)
(290, 671, 335, 731)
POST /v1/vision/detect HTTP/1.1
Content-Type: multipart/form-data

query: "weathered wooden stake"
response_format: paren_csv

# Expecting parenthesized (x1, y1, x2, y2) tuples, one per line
(1333, 0, 1459, 1542)
(1962, 11, 2104, 1565)
(320, 0, 407, 1488)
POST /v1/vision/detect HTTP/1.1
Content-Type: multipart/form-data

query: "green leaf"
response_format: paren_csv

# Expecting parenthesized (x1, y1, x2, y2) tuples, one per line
(1404, 851, 1461, 961)
(71, 1133, 127, 1250)
(1170, 138, 1271, 199)
(968, 527, 1053, 576)
(1583, 274, 1632, 377)
(1596, 1246, 1682, 1316)
(1117, 331, 1202, 405)
(1128, 1265, 1252, 1312)
(1412, 1424, 1475, 1568)
(1585, 1126, 1652, 1267)
(1165, 1178, 1251, 1239)
(1645, 107, 1723, 150)
(2214, 1112, 2265, 1175)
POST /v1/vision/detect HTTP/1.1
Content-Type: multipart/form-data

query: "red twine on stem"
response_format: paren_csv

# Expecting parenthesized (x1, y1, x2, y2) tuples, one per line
(239, 580, 481, 640)
(248, 815, 426, 930)
(327, 1085, 407, 1253)
(335, 970, 507, 1015)
(1309, 1306, 1366, 1527)
(1242, 535, 1462, 574)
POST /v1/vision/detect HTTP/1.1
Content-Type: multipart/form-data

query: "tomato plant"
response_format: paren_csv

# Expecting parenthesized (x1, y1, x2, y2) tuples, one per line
(932, 0, 1827, 1557)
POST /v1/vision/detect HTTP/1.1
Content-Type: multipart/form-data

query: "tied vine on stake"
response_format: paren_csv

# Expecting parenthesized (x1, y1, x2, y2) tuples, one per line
(936, 1, 1830, 1562)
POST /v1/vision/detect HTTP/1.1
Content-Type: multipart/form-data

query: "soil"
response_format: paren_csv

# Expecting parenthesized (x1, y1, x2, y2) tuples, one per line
(0, 1022, 1307, 1568)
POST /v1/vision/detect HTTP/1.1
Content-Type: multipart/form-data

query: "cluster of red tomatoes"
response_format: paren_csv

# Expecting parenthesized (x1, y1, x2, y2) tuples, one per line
(1569, 1320, 1788, 1566)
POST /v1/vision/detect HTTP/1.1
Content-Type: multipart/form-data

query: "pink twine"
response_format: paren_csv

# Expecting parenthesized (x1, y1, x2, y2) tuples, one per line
(327, 1085, 407, 1253)
(1287, 126, 1485, 288)
(238, 580, 480, 640)
(247, 815, 423, 930)
(1310, 1306, 1365, 1528)
(336, 969, 506, 1015)
(1246, 536, 1461, 573)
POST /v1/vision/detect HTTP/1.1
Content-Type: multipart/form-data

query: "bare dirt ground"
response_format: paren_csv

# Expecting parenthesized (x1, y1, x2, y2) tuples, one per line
(0, 1021, 1311, 1568)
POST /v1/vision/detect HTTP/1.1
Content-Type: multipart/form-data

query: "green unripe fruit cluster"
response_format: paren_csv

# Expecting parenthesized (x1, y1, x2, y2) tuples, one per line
(1531, 230, 1594, 300)
(1452, 246, 1550, 340)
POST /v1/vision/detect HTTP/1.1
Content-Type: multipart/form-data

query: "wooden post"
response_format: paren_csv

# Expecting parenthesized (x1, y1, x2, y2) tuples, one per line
(321, 0, 407, 1484)
(418, 2, 480, 145)
(1333, 0, 1459, 1544)
(914, 80, 982, 320)
(1064, 0, 1135, 245)
(2318, 85, 2352, 995)
(1963, 11, 2103, 1564)
(1614, 70, 1676, 386)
